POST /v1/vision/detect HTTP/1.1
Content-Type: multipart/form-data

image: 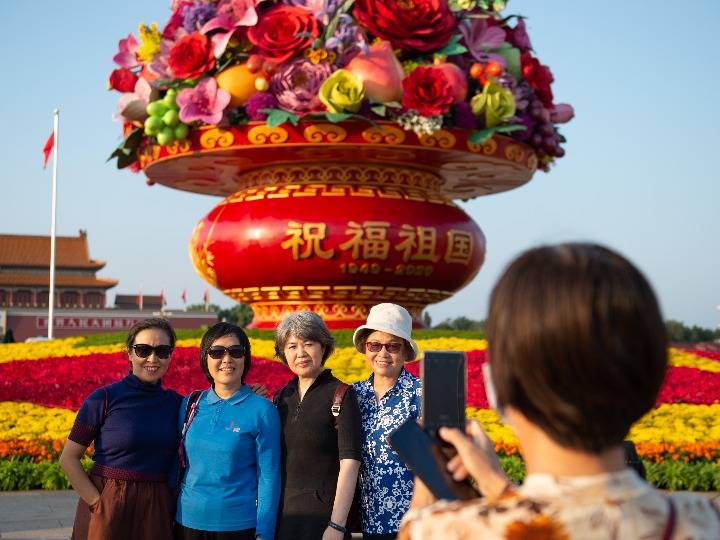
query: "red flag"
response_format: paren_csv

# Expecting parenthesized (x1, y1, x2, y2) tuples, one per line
(181, 289, 187, 304)
(42, 133, 54, 168)
(136, 290, 143, 310)
(160, 288, 166, 307)
(203, 289, 209, 311)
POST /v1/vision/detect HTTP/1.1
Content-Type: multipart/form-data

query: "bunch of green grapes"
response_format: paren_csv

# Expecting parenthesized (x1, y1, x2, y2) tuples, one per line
(144, 89, 189, 145)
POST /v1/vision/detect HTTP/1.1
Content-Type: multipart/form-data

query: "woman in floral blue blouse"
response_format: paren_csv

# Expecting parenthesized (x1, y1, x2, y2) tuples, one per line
(351, 303, 422, 540)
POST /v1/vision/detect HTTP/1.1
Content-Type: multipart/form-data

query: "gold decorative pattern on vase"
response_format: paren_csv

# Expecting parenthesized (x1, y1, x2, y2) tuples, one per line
(303, 124, 347, 143)
(249, 301, 425, 325)
(504, 143, 526, 163)
(419, 130, 456, 149)
(199, 128, 235, 149)
(138, 145, 162, 168)
(226, 164, 445, 195)
(527, 153, 538, 171)
(223, 284, 454, 305)
(361, 125, 406, 145)
(467, 137, 498, 156)
(220, 183, 452, 206)
(248, 125, 289, 144)
(165, 139, 192, 155)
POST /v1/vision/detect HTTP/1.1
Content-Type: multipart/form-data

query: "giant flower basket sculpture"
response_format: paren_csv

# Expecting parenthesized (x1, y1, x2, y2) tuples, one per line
(109, 0, 573, 328)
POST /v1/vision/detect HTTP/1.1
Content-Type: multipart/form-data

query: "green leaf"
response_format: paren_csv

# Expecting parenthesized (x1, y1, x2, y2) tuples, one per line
(494, 42, 521, 79)
(494, 124, 527, 134)
(325, 112, 353, 123)
(468, 128, 495, 145)
(107, 127, 143, 169)
(383, 101, 402, 109)
(436, 34, 468, 57)
(264, 109, 300, 128)
(371, 104, 387, 117)
(468, 124, 526, 144)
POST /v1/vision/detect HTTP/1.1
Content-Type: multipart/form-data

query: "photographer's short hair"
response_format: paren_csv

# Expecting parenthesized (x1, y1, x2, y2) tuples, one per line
(487, 243, 667, 453)
(199, 322, 252, 386)
(274, 311, 335, 364)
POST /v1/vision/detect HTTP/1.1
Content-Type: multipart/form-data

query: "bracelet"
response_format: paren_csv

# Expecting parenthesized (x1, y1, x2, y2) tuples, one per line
(328, 521, 347, 534)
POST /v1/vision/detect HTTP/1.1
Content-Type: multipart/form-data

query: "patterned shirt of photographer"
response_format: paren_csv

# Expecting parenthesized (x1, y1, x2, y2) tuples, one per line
(353, 368, 422, 535)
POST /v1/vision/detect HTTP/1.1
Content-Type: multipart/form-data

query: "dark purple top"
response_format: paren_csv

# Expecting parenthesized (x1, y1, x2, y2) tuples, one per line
(69, 374, 183, 482)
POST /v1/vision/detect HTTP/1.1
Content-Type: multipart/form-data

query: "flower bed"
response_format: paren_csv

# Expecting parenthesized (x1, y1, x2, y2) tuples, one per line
(0, 335, 718, 490)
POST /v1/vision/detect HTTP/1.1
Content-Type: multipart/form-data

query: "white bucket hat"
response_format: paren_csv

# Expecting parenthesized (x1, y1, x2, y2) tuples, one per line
(352, 303, 419, 360)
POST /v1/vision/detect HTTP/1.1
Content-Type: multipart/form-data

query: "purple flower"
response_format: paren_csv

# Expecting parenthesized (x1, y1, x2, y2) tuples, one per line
(460, 18, 507, 65)
(245, 93, 279, 120)
(452, 102, 477, 130)
(507, 18, 532, 52)
(513, 111, 534, 142)
(183, 3, 218, 33)
(177, 78, 231, 124)
(271, 58, 332, 113)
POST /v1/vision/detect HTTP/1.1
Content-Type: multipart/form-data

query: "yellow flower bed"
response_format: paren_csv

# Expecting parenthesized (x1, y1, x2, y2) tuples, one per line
(628, 403, 720, 444)
(669, 348, 720, 372)
(0, 402, 75, 440)
(0, 338, 127, 363)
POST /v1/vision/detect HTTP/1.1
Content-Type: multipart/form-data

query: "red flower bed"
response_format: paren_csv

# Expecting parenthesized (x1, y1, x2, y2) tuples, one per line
(0, 347, 293, 411)
(406, 349, 490, 408)
(684, 349, 720, 362)
(655, 366, 720, 405)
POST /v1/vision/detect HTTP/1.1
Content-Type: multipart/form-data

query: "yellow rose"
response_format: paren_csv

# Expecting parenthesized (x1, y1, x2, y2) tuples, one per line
(470, 80, 516, 128)
(319, 69, 365, 114)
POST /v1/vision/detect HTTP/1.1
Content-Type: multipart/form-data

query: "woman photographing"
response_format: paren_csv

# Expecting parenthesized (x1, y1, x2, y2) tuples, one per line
(400, 243, 720, 538)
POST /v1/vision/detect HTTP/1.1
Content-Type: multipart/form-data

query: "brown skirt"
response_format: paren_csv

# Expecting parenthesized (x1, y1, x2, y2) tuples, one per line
(71, 474, 175, 540)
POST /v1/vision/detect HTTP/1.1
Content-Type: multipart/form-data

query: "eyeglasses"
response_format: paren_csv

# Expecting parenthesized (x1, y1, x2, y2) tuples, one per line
(365, 341, 403, 354)
(208, 345, 246, 360)
(132, 344, 173, 360)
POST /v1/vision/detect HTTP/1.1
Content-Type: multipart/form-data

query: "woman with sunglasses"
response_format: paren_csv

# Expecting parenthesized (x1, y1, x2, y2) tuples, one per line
(174, 322, 281, 540)
(60, 317, 182, 539)
(273, 311, 362, 540)
(351, 303, 422, 540)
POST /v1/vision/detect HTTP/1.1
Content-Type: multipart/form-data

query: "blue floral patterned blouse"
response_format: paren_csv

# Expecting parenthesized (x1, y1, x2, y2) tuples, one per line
(353, 368, 422, 535)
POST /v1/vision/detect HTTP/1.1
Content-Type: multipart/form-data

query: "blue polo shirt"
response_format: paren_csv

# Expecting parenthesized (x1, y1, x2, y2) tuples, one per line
(175, 385, 281, 539)
(353, 368, 422, 534)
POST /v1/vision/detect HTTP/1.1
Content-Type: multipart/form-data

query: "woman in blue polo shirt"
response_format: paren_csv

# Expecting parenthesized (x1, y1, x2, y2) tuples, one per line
(352, 304, 422, 540)
(175, 322, 281, 540)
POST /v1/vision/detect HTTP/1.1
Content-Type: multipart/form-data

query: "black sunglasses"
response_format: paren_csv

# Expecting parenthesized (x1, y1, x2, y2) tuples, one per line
(132, 344, 173, 360)
(365, 341, 403, 354)
(208, 345, 246, 360)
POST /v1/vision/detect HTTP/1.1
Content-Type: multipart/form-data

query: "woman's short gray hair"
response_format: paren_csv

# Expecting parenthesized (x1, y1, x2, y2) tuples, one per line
(274, 311, 336, 364)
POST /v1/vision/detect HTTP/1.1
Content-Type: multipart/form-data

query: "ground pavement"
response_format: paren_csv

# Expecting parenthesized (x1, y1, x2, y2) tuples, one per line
(1, 490, 719, 540)
(0, 490, 366, 540)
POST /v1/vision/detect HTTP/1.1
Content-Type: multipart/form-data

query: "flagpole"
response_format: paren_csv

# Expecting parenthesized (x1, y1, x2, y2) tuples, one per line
(47, 109, 59, 340)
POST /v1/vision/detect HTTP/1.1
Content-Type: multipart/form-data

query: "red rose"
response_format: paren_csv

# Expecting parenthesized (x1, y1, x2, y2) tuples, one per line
(108, 68, 138, 93)
(354, 0, 455, 52)
(521, 52, 554, 107)
(168, 32, 216, 80)
(247, 6, 319, 63)
(401, 66, 454, 117)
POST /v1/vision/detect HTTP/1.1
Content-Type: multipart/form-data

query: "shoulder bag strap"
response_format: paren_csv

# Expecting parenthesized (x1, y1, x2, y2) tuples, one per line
(332, 383, 350, 429)
(178, 390, 203, 470)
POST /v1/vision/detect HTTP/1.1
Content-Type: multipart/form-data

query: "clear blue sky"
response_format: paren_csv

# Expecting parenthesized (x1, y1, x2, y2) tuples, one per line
(1, 1, 718, 327)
